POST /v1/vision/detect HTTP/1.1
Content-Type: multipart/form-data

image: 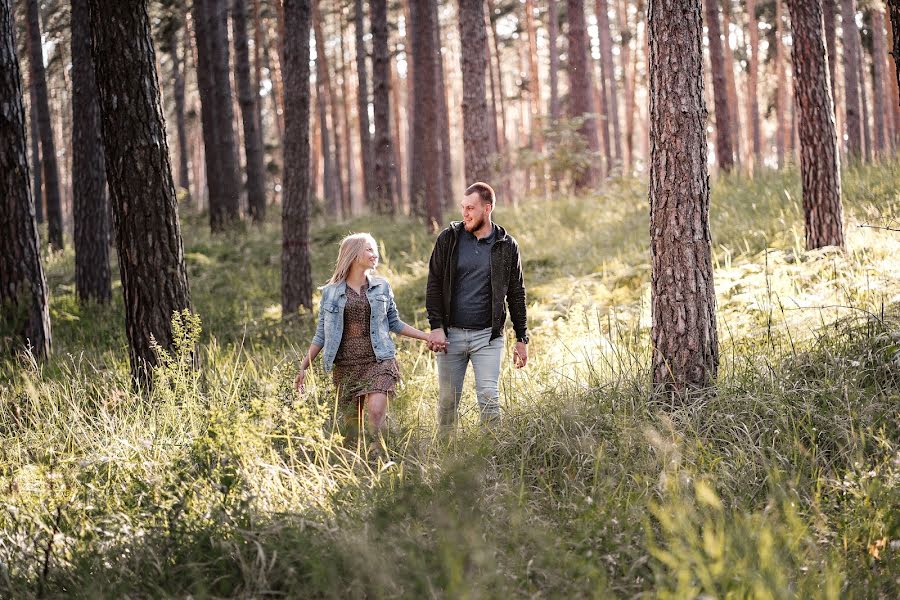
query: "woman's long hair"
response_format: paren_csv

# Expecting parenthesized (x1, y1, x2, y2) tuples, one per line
(324, 233, 379, 286)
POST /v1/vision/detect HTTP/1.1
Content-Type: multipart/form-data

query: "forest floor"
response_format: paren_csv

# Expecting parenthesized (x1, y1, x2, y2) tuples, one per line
(2, 159, 899, 597)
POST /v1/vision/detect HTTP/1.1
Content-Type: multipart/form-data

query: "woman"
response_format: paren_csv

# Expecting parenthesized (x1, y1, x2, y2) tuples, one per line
(295, 233, 434, 437)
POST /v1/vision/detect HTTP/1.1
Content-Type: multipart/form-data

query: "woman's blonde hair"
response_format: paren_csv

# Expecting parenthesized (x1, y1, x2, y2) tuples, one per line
(324, 233, 379, 285)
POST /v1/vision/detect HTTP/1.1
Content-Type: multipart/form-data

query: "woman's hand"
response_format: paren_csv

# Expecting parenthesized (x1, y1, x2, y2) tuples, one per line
(294, 368, 306, 395)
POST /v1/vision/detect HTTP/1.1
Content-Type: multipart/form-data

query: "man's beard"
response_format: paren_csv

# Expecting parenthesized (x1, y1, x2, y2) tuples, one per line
(465, 215, 485, 232)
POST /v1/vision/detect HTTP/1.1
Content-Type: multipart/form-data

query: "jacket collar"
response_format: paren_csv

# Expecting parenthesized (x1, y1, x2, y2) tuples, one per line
(449, 221, 509, 242)
(334, 273, 382, 296)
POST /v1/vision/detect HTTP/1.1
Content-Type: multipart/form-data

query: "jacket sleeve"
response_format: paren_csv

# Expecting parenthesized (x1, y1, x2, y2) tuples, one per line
(506, 237, 528, 343)
(311, 291, 327, 347)
(426, 231, 447, 331)
(385, 282, 406, 334)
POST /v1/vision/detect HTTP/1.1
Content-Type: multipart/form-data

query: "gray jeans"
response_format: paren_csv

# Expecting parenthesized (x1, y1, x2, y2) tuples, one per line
(436, 327, 503, 430)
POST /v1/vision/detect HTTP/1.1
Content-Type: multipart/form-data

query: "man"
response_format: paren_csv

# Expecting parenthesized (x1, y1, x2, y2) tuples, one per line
(426, 182, 528, 430)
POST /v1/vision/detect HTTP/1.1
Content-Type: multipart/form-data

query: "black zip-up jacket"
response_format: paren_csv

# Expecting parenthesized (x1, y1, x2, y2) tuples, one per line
(426, 221, 528, 343)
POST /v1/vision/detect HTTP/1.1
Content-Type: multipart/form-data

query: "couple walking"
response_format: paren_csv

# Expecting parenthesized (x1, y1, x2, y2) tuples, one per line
(294, 182, 529, 438)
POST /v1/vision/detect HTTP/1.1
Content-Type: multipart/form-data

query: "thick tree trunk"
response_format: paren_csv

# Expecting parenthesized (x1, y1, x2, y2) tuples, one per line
(71, 0, 111, 304)
(841, 0, 863, 160)
(281, 0, 313, 313)
(567, 0, 601, 190)
(25, 0, 62, 249)
(705, 0, 735, 172)
(233, 0, 268, 222)
(548, 0, 560, 123)
(313, 0, 346, 218)
(596, 0, 622, 173)
(29, 81, 43, 223)
(408, 0, 442, 229)
(458, 0, 494, 184)
(649, 0, 718, 394)
(787, 0, 844, 249)
(354, 0, 374, 208)
(746, 0, 763, 167)
(0, 0, 50, 358)
(88, 0, 192, 386)
(168, 19, 191, 198)
(371, 0, 395, 213)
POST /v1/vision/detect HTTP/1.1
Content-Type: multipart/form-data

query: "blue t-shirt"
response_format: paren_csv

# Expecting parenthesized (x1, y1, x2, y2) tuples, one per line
(451, 225, 496, 329)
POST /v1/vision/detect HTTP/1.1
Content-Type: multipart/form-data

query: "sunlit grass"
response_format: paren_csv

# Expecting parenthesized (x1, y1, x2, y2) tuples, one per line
(1, 158, 898, 597)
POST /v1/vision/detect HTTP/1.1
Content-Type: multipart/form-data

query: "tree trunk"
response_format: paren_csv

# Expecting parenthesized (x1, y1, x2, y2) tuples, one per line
(338, 3, 355, 215)
(0, 0, 50, 359)
(787, 0, 844, 249)
(25, 0, 62, 249)
(746, 0, 763, 167)
(88, 0, 192, 386)
(486, 0, 512, 203)
(525, 0, 545, 193)
(281, 0, 313, 313)
(433, 6, 454, 212)
(596, 0, 622, 173)
(71, 0, 111, 304)
(389, 55, 404, 211)
(371, 0, 395, 213)
(705, 0, 735, 172)
(354, 0, 374, 208)
(567, 0, 601, 190)
(822, 0, 842, 152)
(233, 0, 267, 222)
(858, 34, 871, 161)
(29, 81, 43, 223)
(168, 17, 191, 198)
(618, 0, 637, 175)
(408, 0, 442, 229)
(252, 0, 265, 150)
(721, 0, 743, 171)
(649, 0, 718, 394)
(548, 0, 560, 123)
(313, 0, 346, 218)
(841, 0, 863, 160)
(888, 7, 900, 147)
(458, 0, 494, 184)
(870, 8, 889, 154)
(774, 0, 788, 167)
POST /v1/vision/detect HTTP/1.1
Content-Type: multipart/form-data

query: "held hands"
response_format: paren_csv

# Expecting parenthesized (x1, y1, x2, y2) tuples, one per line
(294, 368, 306, 396)
(513, 341, 528, 369)
(426, 329, 448, 353)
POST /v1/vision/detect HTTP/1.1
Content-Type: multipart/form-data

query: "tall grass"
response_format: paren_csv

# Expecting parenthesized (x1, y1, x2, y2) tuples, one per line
(1, 159, 898, 597)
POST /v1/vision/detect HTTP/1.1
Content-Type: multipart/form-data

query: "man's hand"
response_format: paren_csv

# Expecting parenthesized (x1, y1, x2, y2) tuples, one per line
(294, 369, 306, 395)
(427, 329, 448, 353)
(513, 341, 528, 368)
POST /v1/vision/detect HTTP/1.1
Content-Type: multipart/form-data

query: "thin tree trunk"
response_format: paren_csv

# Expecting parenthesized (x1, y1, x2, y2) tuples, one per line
(618, 0, 636, 175)
(338, 3, 355, 214)
(705, 0, 735, 172)
(721, 0, 743, 170)
(823, 0, 842, 152)
(649, 0, 718, 394)
(841, 0, 863, 160)
(1, 0, 50, 358)
(354, 0, 374, 207)
(486, 0, 511, 202)
(25, 0, 62, 249)
(89, 0, 192, 387)
(389, 56, 404, 211)
(568, 0, 601, 190)
(596, 0, 622, 173)
(253, 0, 265, 149)
(549, 0, 560, 123)
(169, 17, 191, 197)
(233, 0, 268, 221)
(371, 0, 395, 213)
(71, 0, 111, 304)
(408, 0, 442, 229)
(788, 0, 844, 248)
(313, 0, 346, 218)
(458, 0, 493, 183)
(870, 8, 889, 154)
(29, 81, 43, 223)
(746, 0, 763, 167)
(282, 0, 313, 313)
(210, 0, 241, 224)
(316, 64, 336, 212)
(887, 7, 900, 147)
(858, 35, 871, 161)
(525, 0, 545, 194)
(775, 0, 788, 167)
(433, 5, 454, 211)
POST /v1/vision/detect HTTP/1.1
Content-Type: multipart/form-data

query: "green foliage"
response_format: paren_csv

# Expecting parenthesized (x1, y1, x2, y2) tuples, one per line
(1, 158, 899, 597)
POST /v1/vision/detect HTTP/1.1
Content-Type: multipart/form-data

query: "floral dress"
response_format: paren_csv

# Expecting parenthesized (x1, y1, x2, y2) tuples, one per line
(331, 282, 400, 403)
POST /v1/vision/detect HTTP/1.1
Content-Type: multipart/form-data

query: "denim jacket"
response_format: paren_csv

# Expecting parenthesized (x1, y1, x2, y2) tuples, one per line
(312, 275, 406, 372)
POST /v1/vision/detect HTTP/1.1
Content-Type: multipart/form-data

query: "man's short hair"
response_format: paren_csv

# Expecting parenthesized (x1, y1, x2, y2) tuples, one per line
(465, 182, 496, 205)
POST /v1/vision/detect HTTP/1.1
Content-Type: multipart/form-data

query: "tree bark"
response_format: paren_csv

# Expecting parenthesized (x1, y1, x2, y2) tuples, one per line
(28, 82, 44, 225)
(870, 8, 889, 154)
(787, 0, 844, 249)
(618, 0, 637, 175)
(887, 6, 900, 147)
(313, 0, 346, 218)
(168, 15, 191, 198)
(705, 0, 735, 172)
(281, 0, 313, 313)
(433, 7, 454, 212)
(338, 3, 355, 214)
(746, 0, 763, 167)
(721, 0, 742, 170)
(841, 0, 863, 160)
(567, 0, 601, 190)
(858, 31, 871, 161)
(354, 0, 374, 208)
(458, 0, 494, 184)
(548, 0, 560, 123)
(408, 0, 442, 229)
(371, 0, 395, 213)
(389, 55, 404, 211)
(233, 0, 268, 222)
(774, 0, 788, 167)
(596, 0, 622, 173)
(88, 0, 192, 386)
(24, 0, 62, 249)
(525, 0, 545, 193)
(649, 0, 719, 394)
(1, 0, 50, 358)
(822, 0, 842, 151)
(71, 0, 111, 304)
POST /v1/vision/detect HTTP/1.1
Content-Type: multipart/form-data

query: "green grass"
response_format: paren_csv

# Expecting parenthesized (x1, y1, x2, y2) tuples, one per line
(1, 158, 899, 598)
